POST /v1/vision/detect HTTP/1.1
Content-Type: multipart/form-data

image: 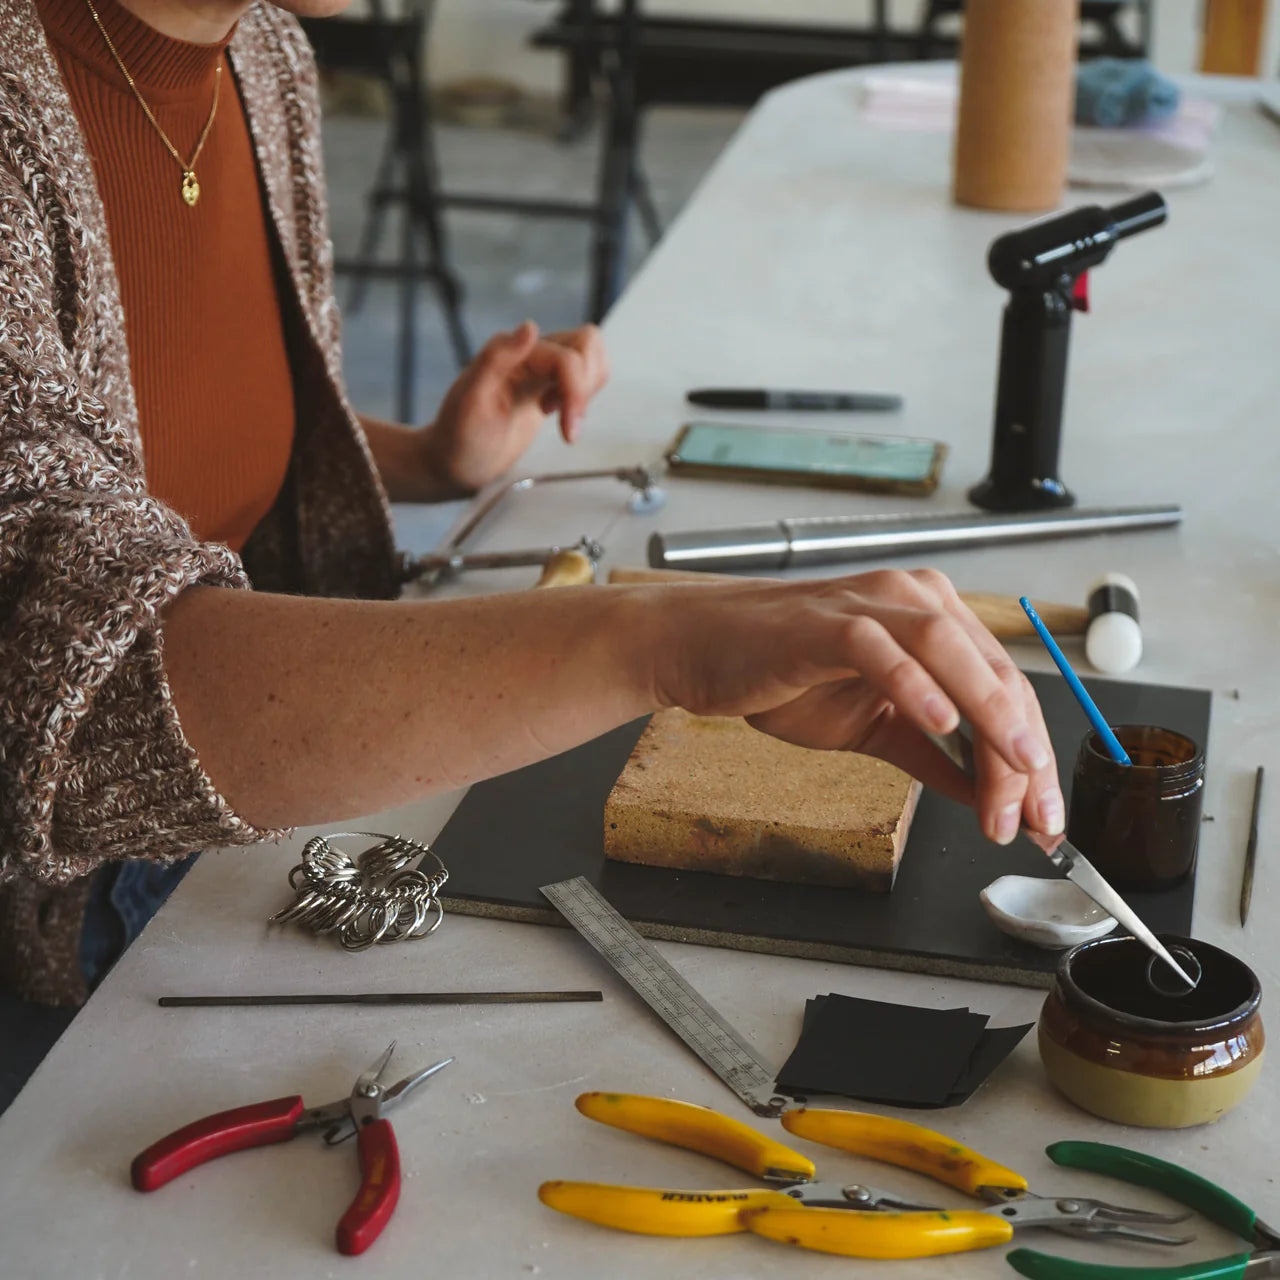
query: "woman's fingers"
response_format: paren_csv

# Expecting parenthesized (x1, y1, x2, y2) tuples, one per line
(746, 686, 976, 808)
(521, 342, 590, 440)
(754, 570, 1058, 837)
(651, 567, 1060, 840)
(522, 325, 609, 441)
(830, 594, 1049, 781)
(544, 324, 609, 392)
(905, 572, 1064, 838)
(1016, 674, 1065, 836)
(477, 320, 539, 377)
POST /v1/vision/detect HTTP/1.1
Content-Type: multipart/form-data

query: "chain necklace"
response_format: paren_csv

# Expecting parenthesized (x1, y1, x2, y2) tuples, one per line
(83, 0, 221, 206)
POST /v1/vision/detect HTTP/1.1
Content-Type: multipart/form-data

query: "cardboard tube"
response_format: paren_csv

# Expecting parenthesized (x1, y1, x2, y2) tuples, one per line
(952, 0, 1078, 212)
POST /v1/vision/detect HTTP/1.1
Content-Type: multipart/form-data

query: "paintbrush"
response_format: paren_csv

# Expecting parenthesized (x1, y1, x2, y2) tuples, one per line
(1019, 596, 1132, 765)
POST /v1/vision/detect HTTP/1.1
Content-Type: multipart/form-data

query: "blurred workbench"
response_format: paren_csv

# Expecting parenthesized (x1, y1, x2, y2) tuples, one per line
(1, 65, 1277, 1278)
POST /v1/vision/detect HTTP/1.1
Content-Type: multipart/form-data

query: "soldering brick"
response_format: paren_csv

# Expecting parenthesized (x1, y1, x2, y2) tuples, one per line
(603, 709, 921, 891)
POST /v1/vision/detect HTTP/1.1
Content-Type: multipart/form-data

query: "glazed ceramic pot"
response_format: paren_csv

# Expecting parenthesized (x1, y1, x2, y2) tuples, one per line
(1039, 935, 1264, 1128)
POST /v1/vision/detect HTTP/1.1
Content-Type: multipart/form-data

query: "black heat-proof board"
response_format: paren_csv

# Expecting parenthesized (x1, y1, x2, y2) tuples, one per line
(435, 671, 1211, 988)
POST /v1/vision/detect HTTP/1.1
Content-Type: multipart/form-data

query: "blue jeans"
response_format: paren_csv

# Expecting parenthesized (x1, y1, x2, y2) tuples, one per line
(79, 854, 199, 988)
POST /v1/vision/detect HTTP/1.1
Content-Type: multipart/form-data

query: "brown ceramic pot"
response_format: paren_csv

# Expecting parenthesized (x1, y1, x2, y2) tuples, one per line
(1039, 935, 1264, 1128)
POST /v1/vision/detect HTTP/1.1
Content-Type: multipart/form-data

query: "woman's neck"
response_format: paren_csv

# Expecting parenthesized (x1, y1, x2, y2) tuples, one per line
(115, 0, 249, 42)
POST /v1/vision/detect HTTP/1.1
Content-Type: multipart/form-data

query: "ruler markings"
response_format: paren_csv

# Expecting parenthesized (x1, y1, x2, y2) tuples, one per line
(541, 876, 781, 1116)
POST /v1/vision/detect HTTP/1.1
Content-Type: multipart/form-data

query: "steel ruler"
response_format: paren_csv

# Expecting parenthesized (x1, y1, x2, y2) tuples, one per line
(540, 876, 785, 1117)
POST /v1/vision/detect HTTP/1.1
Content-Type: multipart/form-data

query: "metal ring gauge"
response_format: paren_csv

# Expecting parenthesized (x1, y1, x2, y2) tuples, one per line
(541, 876, 786, 1117)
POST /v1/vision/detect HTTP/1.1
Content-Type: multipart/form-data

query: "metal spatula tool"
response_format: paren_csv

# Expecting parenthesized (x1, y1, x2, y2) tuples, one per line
(928, 728, 1197, 991)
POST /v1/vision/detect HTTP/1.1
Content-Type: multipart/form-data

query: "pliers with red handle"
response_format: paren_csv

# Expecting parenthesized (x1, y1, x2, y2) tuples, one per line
(131, 1042, 452, 1255)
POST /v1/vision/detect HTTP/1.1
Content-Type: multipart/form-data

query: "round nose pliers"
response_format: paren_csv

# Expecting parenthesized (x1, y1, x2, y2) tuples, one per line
(131, 1041, 452, 1255)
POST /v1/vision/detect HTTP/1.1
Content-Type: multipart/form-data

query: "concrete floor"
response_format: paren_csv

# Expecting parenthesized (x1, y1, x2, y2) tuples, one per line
(325, 106, 745, 423)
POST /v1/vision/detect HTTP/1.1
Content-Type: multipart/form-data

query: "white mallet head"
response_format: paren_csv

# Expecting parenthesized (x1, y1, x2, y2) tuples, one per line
(1085, 572, 1142, 674)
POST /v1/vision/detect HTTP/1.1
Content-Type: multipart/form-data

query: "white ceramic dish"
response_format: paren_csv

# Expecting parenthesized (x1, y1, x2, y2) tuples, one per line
(980, 875, 1118, 950)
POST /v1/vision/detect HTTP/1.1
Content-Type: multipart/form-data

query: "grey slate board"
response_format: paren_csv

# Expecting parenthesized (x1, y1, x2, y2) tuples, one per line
(436, 671, 1211, 988)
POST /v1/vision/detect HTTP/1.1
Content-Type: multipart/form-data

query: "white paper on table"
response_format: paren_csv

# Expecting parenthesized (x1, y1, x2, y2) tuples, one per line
(857, 73, 1224, 189)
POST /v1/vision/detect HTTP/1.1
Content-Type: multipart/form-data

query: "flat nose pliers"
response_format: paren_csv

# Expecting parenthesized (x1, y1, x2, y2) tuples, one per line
(131, 1042, 452, 1255)
(540, 1093, 1191, 1259)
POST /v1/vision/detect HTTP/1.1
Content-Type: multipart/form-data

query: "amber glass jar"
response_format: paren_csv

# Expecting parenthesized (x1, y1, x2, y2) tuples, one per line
(1039, 935, 1264, 1128)
(1066, 725, 1204, 889)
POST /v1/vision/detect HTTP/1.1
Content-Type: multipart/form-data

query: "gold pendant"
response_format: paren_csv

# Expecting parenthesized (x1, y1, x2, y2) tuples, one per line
(181, 170, 200, 206)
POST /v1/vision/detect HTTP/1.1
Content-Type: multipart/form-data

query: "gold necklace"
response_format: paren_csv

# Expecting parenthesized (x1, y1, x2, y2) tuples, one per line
(83, 0, 221, 207)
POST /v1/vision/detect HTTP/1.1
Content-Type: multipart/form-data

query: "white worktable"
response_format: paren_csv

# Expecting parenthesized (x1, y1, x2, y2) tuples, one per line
(3, 68, 1279, 1279)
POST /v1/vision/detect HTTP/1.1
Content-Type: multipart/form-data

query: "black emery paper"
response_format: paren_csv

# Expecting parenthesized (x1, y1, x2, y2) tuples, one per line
(777, 994, 988, 1106)
(944, 1021, 1034, 1107)
(777, 993, 1032, 1108)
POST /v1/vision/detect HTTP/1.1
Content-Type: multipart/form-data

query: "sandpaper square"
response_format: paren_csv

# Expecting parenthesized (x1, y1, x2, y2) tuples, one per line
(943, 1022, 1034, 1106)
(776, 994, 988, 1106)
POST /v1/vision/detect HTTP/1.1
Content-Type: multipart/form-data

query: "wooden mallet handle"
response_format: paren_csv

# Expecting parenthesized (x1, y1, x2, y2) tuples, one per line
(605, 566, 1088, 639)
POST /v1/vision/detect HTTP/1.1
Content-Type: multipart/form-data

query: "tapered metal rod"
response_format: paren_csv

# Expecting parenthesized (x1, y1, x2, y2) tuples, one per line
(158, 991, 604, 1008)
(649, 505, 1182, 573)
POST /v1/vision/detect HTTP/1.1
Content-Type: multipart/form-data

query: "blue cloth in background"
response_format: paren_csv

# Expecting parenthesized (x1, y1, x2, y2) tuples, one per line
(1075, 59, 1180, 128)
(79, 853, 199, 988)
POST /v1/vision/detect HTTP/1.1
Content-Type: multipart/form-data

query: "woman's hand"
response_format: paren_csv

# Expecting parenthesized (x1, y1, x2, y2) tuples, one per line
(423, 320, 608, 495)
(361, 322, 609, 503)
(634, 568, 1064, 845)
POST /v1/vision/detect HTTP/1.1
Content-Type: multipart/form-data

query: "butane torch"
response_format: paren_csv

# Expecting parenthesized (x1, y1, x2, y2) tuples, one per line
(969, 190, 1167, 513)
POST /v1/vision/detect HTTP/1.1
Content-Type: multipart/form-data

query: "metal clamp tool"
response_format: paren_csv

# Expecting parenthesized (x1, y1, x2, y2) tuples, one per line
(401, 464, 666, 588)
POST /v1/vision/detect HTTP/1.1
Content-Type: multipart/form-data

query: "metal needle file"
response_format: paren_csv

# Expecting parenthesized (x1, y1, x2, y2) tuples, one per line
(1240, 766, 1265, 927)
(158, 991, 603, 1008)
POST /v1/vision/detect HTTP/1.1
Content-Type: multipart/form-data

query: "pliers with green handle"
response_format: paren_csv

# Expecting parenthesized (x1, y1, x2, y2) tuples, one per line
(1009, 1142, 1280, 1280)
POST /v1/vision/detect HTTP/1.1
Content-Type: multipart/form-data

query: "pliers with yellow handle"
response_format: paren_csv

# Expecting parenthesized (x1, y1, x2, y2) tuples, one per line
(539, 1093, 1191, 1259)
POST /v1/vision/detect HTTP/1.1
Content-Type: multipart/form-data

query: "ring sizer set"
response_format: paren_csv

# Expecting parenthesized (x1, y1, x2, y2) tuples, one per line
(269, 831, 449, 952)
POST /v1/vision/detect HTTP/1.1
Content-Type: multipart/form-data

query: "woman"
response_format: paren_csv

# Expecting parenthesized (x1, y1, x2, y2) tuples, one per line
(0, 0, 1066, 1009)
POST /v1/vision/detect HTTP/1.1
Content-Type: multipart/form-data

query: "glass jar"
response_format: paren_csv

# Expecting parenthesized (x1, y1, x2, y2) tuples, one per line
(1065, 725, 1204, 890)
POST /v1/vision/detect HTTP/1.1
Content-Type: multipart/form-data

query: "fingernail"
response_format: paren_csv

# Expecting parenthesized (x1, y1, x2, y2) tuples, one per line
(1039, 787, 1065, 836)
(994, 803, 1021, 845)
(566, 413, 581, 441)
(923, 693, 957, 732)
(1012, 726, 1050, 772)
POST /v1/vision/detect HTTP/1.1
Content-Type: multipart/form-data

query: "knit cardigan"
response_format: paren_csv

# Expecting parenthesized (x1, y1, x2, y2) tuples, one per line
(0, 0, 402, 1004)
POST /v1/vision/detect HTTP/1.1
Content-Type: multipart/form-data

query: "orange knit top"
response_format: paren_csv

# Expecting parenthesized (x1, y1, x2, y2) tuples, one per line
(38, 0, 295, 552)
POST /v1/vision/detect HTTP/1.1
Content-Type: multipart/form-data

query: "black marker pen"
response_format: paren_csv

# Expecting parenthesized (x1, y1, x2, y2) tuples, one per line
(686, 388, 903, 412)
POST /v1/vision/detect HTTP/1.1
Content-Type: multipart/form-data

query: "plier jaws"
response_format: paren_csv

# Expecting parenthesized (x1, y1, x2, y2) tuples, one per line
(1010, 1143, 1280, 1280)
(990, 1195, 1193, 1245)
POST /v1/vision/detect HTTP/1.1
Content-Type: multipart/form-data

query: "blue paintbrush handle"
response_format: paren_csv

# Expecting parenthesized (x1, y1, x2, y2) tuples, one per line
(1019, 597, 1132, 766)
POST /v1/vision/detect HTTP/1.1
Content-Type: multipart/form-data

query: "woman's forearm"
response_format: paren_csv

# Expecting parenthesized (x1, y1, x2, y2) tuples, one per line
(162, 569, 1068, 845)
(161, 585, 657, 829)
